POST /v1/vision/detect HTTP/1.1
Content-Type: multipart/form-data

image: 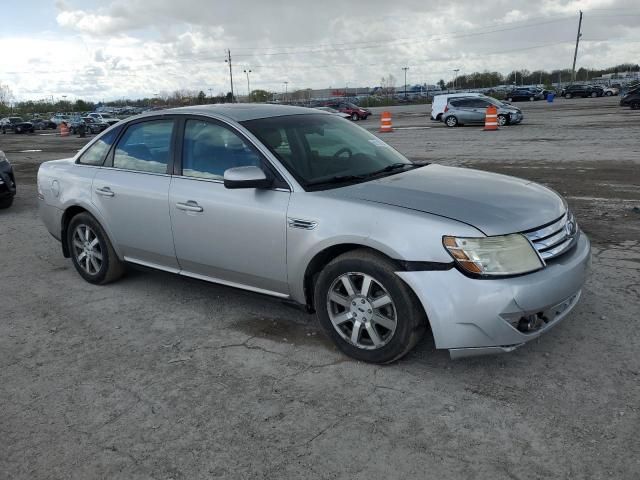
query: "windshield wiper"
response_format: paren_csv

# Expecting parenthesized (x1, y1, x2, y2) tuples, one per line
(364, 162, 417, 177)
(305, 174, 366, 187)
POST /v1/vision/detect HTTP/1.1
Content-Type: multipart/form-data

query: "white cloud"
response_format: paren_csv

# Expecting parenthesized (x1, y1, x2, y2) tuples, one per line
(0, 0, 637, 101)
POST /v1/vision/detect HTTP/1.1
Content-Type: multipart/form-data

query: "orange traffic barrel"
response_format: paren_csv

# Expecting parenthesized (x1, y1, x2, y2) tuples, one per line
(483, 105, 498, 131)
(59, 122, 70, 137)
(379, 111, 393, 133)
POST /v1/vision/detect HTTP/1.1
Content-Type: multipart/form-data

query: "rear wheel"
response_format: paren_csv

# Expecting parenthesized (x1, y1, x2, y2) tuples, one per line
(444, 115, 458, 127)
(350, 113, 359, 121)
(314, 249, 426, 363)
(67, 212, 124, 284)
(605, 91, 612, 96)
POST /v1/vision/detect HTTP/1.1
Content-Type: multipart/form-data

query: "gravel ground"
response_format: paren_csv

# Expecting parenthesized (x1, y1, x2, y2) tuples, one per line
(1, 97, 639, 479)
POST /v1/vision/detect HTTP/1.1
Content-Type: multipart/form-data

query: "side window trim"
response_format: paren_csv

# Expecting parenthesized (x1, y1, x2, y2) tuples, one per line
(174, 115, 290, 190)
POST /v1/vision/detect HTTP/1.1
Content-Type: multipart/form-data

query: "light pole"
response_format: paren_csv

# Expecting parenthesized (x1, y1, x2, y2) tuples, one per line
(402, 67, 409, 98)
(283, 81, 288, 103)
(243, 69, 252, 102)
(453, 69, 459, 90)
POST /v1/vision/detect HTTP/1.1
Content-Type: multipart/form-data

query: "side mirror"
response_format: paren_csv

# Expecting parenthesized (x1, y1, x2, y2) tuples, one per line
(223, 165, 273, 189)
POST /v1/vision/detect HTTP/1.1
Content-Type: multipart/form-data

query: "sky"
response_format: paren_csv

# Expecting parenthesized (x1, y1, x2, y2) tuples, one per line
(0, 0, 639, 102)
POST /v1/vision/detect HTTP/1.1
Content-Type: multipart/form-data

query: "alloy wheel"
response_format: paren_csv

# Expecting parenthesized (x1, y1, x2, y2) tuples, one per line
(326, 272, 397, 350)
(72, 224, 103, 275)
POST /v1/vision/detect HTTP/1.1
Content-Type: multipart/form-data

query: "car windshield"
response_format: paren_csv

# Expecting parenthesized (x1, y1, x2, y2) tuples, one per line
(242, 114, 415, 190)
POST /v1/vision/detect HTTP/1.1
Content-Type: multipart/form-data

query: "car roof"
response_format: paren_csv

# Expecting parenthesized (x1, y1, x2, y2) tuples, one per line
(156, 104, 318, 122)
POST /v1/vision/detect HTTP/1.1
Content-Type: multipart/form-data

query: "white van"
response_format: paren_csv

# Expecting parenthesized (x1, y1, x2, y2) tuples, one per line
(430, 92, 484, 121)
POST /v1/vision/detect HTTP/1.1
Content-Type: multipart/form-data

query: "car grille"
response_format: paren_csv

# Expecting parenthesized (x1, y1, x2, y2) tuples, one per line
(523, 211, 578, 261)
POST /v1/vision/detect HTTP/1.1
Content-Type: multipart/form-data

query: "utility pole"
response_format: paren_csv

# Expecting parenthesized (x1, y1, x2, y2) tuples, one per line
(453, 69, 459, 90)
(402, 67, 409, 98)
(571, 10, 583, 84)
(243, 69, 252, 102)
(284, 81, 288, 103)
(225, 49, 235, 103)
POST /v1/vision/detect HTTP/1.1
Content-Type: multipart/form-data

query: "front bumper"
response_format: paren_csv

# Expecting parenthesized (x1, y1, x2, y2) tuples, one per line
(396, 232, 591, 358)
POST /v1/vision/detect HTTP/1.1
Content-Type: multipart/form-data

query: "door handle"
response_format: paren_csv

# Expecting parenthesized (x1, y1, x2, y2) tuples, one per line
(176, 201, 203, 213)
(95, 186, 114, 197)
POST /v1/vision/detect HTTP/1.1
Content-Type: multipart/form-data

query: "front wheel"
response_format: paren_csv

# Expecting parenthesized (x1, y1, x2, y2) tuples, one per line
(444, 115, 458, 127)
(314, 249, 427, 363)
(350, 113, 359, 121)
(591, 92, 598, 98)
(497, 114, 508, 126)
(67, 212, 124, 284)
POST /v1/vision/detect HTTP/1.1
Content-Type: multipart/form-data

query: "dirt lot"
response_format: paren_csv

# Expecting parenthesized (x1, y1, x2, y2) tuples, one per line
(1, 97, 639, 479)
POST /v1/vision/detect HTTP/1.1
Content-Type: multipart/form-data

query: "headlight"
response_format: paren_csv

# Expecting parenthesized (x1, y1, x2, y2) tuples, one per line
(443, 234, 543, 276)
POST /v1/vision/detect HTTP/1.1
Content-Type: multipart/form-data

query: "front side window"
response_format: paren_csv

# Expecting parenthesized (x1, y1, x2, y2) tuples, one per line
(113, 120, 174, 173)
(243, 114, 414, 189)
(181, 120, 262, 180)
(77, 127, 121, 166)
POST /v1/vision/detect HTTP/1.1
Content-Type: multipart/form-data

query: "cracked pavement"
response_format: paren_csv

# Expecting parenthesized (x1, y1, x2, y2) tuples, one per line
(1, 97, 640, 479)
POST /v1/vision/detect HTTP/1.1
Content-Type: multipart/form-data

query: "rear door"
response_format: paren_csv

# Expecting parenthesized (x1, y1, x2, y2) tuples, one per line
(168, 117, 291, 295)
(92, 117, 179, 269)
(450, 98, 475, 122)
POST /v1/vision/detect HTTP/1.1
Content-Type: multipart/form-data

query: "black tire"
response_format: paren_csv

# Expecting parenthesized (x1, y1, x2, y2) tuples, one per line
(0, 197, 13, 209)
(444, 115, 458, 127)
(67, 212, 124, 284)
(350, 112, 359, 121)
(15, 127, 22, 134)
(506, 97, 513, 102)
(631, 102, 639, 110)
(497, 114, 508, 126)
(591, 92, 598, 98)
(529, 96, 534, 101)
(565, 93, 572, 99)
(605, 91, 612, 96)
(314, 249, 427, 363)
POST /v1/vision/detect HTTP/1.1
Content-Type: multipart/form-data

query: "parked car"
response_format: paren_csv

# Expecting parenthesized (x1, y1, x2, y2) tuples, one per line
(505, 88, 544, 102)
(560, 84, 602, 98)
(602, 86, 619, 96)
(314, 106, 351, 119)
(619, 87, 640, 109)
(37, 104, 590, 363)
(0, 117, 35, 134)
(430, 92, 484, 121)
(29, 118, 57, 130)
(83, 116, 109, 133)
(0, 150, 16, 209)
(323, 102, 371, 121)
(87, 112, 121, 126)
(442, 97, 523, 127)
(50, 114, 70, 126)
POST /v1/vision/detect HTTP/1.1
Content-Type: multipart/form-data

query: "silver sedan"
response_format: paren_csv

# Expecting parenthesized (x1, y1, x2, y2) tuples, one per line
(38, 105, 590, 363)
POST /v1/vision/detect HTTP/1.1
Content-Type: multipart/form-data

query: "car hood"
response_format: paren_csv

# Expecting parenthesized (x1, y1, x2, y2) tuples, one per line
(327, 164, 566, 236)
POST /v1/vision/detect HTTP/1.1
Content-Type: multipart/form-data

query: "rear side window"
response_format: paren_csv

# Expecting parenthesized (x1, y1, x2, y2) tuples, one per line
(113, 120, 174, 174)
(77, 127, 120, 166)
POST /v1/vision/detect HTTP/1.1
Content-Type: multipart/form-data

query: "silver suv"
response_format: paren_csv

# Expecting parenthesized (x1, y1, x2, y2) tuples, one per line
(442, 97, 523, 127)
(38, 105, 590, 363)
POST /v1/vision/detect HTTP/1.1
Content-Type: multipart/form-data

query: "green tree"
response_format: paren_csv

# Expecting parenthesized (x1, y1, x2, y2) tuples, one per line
(250, 89, 270, 102)
(196, 90, 206, 104)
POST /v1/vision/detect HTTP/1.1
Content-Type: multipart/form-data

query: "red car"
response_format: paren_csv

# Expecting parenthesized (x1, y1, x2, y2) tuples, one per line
(324, 101, 371, 121)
